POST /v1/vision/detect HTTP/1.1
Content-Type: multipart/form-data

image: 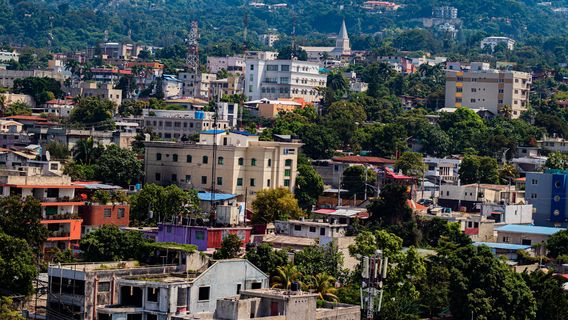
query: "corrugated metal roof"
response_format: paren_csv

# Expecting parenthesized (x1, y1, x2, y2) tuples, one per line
(197, 192, 237, 201)
(495, 224, 565, 236)
(474, 242, 532, 250)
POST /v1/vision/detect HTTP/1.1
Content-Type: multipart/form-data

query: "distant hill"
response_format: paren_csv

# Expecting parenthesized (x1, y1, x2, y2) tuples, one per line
(2, 0, 568, 51)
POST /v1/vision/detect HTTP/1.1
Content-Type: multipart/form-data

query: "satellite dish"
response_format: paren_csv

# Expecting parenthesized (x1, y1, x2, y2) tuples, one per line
(45, 150, 51, 161)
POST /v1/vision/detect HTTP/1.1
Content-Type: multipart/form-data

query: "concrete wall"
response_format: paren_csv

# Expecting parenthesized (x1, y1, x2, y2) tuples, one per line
(188, 260, 268, 314)
(496, 231, 551, 246)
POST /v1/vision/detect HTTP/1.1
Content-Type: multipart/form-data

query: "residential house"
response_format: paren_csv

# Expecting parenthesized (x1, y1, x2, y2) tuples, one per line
(495, 224, 563, 246)
(74, 182, 130, 234)
(161, 74, 183, 99)
(0, 69, 67, 88)
(525, 170, 568, 227)
(67, 82, 123, 106)
(438, 183, 525, 212)
(157, 223, 252, 252)
(481, 203, 533, 224)
(206, 56, 245, 74)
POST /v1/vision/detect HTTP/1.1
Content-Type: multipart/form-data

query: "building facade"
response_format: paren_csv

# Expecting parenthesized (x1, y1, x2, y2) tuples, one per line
(245, 59, 326, 103)
(481, 36, 516, 51)
(144, 131, 301, 202)
(67, 82, 123, 106)
(525, 170, 568, 227)
(444, 62, 531, 118)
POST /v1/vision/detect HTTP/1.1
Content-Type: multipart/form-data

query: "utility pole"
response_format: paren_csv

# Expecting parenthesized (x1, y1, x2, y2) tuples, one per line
(360, 250, 388, 319)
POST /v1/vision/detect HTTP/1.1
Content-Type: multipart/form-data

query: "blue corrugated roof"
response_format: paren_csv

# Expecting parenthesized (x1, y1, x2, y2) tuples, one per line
(474, 242, 531, 251)
(197, 192, 238, 201)
(231, 130, 257, 136)
(495, 224, 565, 236)
(201, 130, 226, 134)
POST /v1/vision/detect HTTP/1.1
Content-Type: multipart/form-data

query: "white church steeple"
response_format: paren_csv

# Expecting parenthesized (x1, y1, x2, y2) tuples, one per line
(335, 19, 351, 56)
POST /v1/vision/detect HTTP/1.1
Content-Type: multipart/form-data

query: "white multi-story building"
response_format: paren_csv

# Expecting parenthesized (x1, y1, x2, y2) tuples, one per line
(0, 51, 19, 63)
(444, 62, 531, 118)
(144, 130, 301, 202)
(178, 72, 217, 99)
(481, 36, 516, 51)
(245, 59, 326, 103)
(258, 33, 280, 47)
(206, 56, 245, 74)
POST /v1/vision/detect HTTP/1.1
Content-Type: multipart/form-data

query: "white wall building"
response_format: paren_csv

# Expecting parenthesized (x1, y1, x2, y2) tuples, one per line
(245, 59, 326, 103)
(207, 56, 245, 74)
(481, 36, 516, 51)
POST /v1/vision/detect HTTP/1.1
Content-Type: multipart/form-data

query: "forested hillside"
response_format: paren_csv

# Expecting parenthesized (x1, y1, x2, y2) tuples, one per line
(3, 0, 568, 53)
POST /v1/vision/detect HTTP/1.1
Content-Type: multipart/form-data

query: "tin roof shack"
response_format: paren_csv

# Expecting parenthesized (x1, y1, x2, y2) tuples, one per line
(495, 224, 564, 246)
(97, 260, 268, 319)
(186, 288, 360, 320)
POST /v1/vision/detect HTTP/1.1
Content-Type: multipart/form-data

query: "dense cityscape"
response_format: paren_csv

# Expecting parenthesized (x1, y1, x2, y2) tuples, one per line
(1, 0, 568, 319)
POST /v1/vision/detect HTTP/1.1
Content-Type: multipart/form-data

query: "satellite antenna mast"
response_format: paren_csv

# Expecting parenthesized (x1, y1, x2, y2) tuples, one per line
(186, 20, 200, 96)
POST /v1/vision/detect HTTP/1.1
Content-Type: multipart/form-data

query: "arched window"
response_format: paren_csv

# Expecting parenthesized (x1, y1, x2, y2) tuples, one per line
(218, 157, 224, 165)
(267, 159, 272, 167)
(238, 157, 244, 166)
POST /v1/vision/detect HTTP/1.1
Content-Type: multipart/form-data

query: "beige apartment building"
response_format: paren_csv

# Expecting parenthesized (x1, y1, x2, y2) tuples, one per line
(144, 131, 301, 201)
(445, 62, 531, 118)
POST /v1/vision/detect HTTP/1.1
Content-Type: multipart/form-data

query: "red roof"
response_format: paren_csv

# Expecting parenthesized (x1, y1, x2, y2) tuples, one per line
(45, 99, 74, 105)
(332, 156, 395, 165)
(384, 167, 413, 180)
(3, 115, 48, 122)
(313, 209, 336, 214)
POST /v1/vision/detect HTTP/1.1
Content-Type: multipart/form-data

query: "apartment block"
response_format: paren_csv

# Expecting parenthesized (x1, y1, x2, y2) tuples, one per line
(245, 58, 327, 103)
(206, 56, 245, 74)
(67, 82, 123, 106)
(0, 168, 84, 253)
(144, 131, 301, 201)
(445, 62, 531, 118)
(178, 72, 217, 99)
(525, 170, 568, 227)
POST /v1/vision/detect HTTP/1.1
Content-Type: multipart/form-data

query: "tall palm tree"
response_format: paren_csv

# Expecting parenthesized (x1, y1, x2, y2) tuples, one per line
(308, 272, 339, 302)
(327, 71, 349, 93)
(73, 137, 96, 165)
(271, 264, 302, 290)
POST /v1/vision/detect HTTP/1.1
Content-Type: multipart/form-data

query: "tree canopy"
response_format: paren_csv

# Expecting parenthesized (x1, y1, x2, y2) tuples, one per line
(251, 187, 303, 224)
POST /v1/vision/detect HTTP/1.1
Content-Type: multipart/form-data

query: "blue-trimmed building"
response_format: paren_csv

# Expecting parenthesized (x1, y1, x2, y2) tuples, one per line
(495, 224, 564, 246)
(526, 170, 568, 227)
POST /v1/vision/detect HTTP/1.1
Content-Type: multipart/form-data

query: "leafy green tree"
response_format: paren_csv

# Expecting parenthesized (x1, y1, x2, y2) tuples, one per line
(271, 264, 302, 289)
(341, 165, 377, 198)
(368, 184, 412, 227)
(93, 145, 142, 187)
(45, 141, 70, 160)
(0, 232, 38, 296)
(0, 196, 48, 248)
(447, 245, 536, 320)
(439, 108, 487, 154)
(118, 99, 147, 117)
(63, 162, 96, 181)
(213, 234, 242, 259)
(395, 152, 425, 178)
(546, 229, 568, 258)
(294, 244, 343, 278)
(12, 77, 63, 104)
(72, 137, 102, 165)
(69, 97, 116, 130)
(294, 162, 324, 210)
(299, 124, 340, 159)
(4, 101, 32, 116)
(545, 152, 568, 170)
(79, 225, 152, 262)
(245, 243, 288, 276)
(458, 154, 499, 184)
(522, 270, 568, 320)
(323, 101, 366, 148)
(418, 218, 471, 248)
(130, 184, 200, 224)
(251, 187, 303, 224)
(277, 46, 308, 61)
(0, 296, 25, 320)
(52, 248, 76, 263)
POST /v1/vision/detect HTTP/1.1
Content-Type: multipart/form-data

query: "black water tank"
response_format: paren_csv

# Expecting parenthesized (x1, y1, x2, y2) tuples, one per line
(290, 281, 300, 291)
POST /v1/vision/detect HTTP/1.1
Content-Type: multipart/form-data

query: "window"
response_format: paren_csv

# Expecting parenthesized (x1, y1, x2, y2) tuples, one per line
(284, 179, 290, 187)
(238, 157, 244, 165)
(118, 208, 125, 218)
(217, 177, 223, 185)
(250, 64, 254, 70)
(185, 175, 191, 182)
(294, 225, 302, 231)
(198, 287, 210, 301)
(218, 157, 224, 165)
(285, 169, 291, 177)
(237, 178, 243, 187)
(187, 155, 192, 163)
(281, 65, 289, 71)
(251, 282, 262, 289)
(98, 282, 111, 292)
(456, 98, 462, 103)
(248, 85, 253, 93)
(309, 226, 316, 233)
(320, 228, 326, 236)
(267, 179, 271, 187)
(285, 159, 292, 167)
(267, 65, 278, 71)
(502, 236, 510, 243)
(250, 178, 256, 187)
(251, 158, 257, 166)
(156, 153, 162, 161)
(236, 284, 242, 294)
(521, 239, 532, 246)
(104, 208, 111, 218)
(172, 154, 178, 162)
(147, 288, 159, 302)
(267, 159, 272, 167)
(531, 179, 538, 185)
(203, 156, 209, 164)
(155, 173, 161, 181)
(47, 188, 59, 198)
